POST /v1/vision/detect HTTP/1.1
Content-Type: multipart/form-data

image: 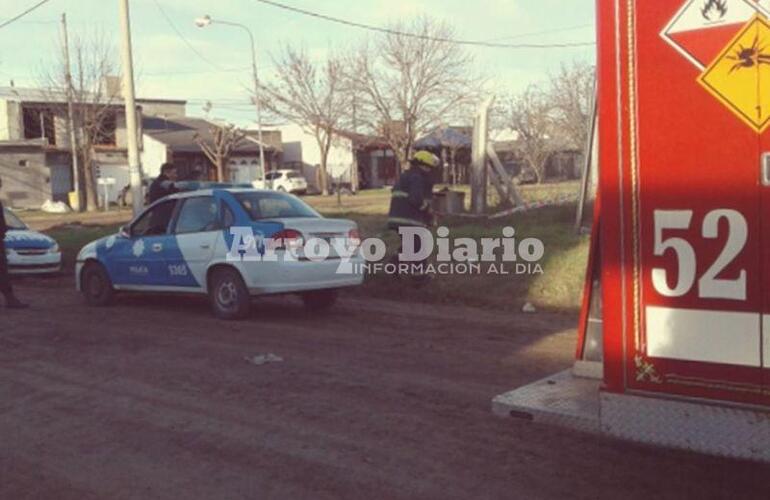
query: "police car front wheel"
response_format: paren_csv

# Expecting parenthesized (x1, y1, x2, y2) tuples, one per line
(81, 262, 114, 307)
(209, 268, 251, 320)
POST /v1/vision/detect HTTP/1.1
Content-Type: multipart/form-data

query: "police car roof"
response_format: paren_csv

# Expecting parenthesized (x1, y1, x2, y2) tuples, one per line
(165, 186, 273, 200)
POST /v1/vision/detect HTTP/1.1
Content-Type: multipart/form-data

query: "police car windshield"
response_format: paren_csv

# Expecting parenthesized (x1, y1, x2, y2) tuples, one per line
(235, 192, 319, 220)
(3, 208, 26, 230)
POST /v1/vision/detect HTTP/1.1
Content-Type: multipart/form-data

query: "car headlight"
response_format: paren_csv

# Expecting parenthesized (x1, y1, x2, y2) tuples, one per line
(48, 243, 60, 254)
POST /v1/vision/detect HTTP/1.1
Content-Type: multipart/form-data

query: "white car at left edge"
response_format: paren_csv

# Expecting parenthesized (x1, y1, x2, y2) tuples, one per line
(4, 208, 62, 274)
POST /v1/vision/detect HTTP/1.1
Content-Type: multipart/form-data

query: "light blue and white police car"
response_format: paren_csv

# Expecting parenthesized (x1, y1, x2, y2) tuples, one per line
(4, 208, 62, 274)
(75, 187, 364, 320)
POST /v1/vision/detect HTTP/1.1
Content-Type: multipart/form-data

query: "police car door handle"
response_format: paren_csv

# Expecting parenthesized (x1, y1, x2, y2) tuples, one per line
(763, 153, 770, 187)
(152, 243, 163, 252)
(200, 244, 211, 249)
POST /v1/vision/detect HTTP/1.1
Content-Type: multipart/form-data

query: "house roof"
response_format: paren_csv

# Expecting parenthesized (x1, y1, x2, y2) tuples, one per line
(136, 97, 187, 105)
(0, 138, 48, 149)
(0, 86, 120, 106)
(415, 127, 473, 149)
(143, 116, 280, 153)
(0, 86, 186, 107)
(333, 129, 391, 150)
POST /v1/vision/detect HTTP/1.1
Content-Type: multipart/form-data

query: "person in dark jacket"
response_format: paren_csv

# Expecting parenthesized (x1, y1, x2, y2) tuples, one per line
(388, 150, 439, 229)
(386, 151, 439, 284)
(0, 177, 28, 309)
(148, 163, 179, 204)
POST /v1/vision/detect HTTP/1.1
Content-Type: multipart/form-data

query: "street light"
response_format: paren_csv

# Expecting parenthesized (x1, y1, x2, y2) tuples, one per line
(195, 14, 266, 185)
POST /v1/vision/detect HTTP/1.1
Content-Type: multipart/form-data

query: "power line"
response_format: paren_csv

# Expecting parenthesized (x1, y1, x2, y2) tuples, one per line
(151, 0, 230, 71)
(251, 0, 595, 49)
(142, 67, 249, 77)
(484, 23, 593, 42)
(0, 0, 54, 30)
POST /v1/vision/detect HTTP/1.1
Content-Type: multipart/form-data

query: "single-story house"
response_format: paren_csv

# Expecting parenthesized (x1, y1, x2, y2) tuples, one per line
(278, 123, 396, 192)
(142, 116, 282, 184)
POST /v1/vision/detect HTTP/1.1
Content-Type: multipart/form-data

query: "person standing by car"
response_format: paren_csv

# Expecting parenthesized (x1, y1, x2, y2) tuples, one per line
(148, 163, 179, 204)
(0, 177, 28, 309)
(388, 150, 439, 230)
(386, 151, 439, 283)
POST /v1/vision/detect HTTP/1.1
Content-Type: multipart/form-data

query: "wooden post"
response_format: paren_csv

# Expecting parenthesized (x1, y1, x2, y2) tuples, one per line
(575, 81, 599, 232)
(487, 143, 523, 207)
(471, 97, 494, 214)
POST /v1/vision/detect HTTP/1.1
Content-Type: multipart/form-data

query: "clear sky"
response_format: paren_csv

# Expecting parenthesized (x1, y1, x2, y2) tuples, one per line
(0, 0, 596, 126)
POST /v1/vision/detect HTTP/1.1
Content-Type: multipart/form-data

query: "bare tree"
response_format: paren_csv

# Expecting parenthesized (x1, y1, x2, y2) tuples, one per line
(347, 17, 479, 171)
(507, 86, 557, 184)
(549, 61, 595, 152)
(194, 123, 246, 182)
(258, 45, 346, 196)
(41, 31, 122, 212)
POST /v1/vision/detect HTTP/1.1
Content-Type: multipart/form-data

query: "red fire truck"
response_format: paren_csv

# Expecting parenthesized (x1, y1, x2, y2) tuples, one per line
(495, 0, 770, 461)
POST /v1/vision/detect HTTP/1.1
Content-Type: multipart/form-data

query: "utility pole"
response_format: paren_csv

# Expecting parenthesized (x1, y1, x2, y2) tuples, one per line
(250, 41, 267, 184)
(61, 13, 81, 211)
(471, 97, 494, 214)
(118, 0, 144, 217)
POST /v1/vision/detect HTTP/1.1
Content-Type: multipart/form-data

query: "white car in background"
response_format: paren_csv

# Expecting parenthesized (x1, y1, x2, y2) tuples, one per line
(253, 169, 308, 195)
(4, 208, 62, 274)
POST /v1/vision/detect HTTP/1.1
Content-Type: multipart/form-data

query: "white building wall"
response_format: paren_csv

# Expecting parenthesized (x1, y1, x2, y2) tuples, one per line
(0, 99, 9, 141)
(140, 134, 169, 179)
(277, 123, 354, 191)
(0, 100, 22, 141)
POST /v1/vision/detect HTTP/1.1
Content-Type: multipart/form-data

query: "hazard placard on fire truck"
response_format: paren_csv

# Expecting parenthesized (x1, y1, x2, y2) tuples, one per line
(698, 15, 770, 131)
(661, 0, 770, 70)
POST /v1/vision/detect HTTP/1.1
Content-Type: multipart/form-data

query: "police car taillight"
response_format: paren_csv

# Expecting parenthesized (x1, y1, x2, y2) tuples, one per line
(272, 229, 304, 251)
(348, 228, 361, 250)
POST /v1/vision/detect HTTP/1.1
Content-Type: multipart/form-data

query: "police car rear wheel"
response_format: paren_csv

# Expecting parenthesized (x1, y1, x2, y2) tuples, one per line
(82, 262, 114, 307)
(301, 289, 338, 312)
(209, 268, 250, 320)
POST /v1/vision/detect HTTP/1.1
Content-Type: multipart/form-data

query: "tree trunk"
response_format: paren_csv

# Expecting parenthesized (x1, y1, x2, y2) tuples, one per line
(351, 150, 359, 194)
(319, 156, 329, 196)
(83, 150, 98, 212)
(533, 160, 545, 184)
(216, 158, 225, 182)
(318, 131, 333, 196)
(397, 147, 410, 174)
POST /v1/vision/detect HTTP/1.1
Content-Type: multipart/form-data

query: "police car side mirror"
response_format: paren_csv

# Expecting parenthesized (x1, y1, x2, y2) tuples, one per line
(119, 225, 131, 239)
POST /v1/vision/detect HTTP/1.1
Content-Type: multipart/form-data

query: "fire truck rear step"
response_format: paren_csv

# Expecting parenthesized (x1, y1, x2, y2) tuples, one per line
(492, 368, 602, 434)
(494, 367, 770, 462)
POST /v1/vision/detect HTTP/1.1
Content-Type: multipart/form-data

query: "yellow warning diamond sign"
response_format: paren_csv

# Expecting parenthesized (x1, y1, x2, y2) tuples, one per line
(699, 15, 770, 132)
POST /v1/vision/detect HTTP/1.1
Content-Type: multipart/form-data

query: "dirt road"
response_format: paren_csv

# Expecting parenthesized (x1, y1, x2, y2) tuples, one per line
(1, 279, 768, 499)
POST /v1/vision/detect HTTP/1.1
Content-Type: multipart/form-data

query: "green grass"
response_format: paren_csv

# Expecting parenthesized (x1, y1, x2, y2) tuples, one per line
(42, 182, 590, 312)
(45, 224, 123, 270)
(349, 206, 588, 313)
(307, 182, 589, 312)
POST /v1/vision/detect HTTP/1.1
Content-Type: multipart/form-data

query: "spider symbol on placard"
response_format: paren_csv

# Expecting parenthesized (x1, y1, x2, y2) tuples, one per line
(727, 36, 770, 74)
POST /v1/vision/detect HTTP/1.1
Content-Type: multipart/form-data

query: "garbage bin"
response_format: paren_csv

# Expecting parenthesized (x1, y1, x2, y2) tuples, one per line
(432, 189, 466, 214)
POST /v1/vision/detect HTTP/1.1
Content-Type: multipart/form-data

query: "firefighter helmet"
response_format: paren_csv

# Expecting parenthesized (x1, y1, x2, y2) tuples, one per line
(412, 150, 440, 169)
